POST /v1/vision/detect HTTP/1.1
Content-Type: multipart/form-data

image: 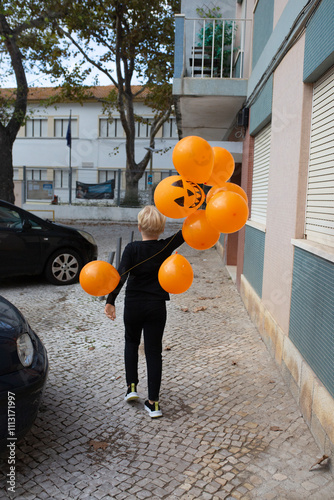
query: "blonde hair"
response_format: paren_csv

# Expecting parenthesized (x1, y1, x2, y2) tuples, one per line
(138, 205, 166, 237)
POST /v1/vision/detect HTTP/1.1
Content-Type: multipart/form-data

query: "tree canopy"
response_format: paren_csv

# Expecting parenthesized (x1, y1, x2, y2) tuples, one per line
(0, 0, 180, 203)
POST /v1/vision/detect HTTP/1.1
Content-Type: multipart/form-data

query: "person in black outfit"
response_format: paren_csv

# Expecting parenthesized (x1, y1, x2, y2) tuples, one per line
(105, 205, 184, 418)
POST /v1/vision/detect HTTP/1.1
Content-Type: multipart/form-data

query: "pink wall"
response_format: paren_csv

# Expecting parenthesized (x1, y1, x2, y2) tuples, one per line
(261, 34, 313, 332)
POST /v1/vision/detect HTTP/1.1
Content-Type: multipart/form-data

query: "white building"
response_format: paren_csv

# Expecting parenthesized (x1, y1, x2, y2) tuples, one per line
(12, 86, 179, 205)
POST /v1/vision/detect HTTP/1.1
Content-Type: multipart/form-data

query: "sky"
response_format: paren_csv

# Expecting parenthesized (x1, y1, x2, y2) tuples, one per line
(1, 44, 142, 89)
(2, 63, 141, 89)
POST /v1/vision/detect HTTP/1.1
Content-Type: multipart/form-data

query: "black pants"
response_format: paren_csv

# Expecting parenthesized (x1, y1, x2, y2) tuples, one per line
(123, 300, 167, 401)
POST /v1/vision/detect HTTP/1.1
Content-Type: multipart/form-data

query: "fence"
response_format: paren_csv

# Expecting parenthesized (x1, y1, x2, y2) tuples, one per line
(17, 166, 178, 207)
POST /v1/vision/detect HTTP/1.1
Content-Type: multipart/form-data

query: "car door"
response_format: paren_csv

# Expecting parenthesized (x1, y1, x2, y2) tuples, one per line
(0, 206, 42, 278)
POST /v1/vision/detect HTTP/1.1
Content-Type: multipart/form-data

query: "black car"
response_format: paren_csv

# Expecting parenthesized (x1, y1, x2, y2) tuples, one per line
(0, 199, 98, 285)
(0, 295, 48, 451)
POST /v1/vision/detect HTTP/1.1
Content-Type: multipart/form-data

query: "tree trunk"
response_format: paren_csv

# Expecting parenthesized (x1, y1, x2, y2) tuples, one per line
(122, 168, 142, 206)
(0, 130, 15, 203)
(0, 13, 28, 203)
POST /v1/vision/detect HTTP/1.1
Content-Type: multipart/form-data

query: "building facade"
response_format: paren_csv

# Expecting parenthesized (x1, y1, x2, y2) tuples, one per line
(12, 86, 179, 205)
(174, 0, 334, 455)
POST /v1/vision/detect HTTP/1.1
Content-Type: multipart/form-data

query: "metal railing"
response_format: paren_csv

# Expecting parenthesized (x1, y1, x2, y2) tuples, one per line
(17, 167, 177, 207)
(180, 17, 252, 79)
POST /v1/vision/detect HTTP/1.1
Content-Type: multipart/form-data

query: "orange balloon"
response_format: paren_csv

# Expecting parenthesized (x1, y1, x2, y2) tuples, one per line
(205, 147, 235, 186)
(79, 260, 120, 296)
(154, 175, 205, 219)
(182, 210, 220, 250)
(172, 136, 214, 184)
(206, 183, 248, 204)
(206, 191, 249, 234)
(158, 253, 193, 294)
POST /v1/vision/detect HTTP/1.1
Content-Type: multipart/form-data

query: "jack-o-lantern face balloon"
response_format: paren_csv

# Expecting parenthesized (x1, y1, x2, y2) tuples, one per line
(154, 175, 205, 219)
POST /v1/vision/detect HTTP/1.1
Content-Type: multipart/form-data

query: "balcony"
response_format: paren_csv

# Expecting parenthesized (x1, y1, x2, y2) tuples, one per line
(173, 15, 252, 141)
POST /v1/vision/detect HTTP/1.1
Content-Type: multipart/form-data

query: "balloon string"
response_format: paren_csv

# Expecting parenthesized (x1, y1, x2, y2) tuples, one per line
(119, 232, 180, 277)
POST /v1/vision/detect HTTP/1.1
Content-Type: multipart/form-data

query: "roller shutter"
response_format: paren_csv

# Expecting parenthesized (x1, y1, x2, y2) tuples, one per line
(305, 67, 334, 246)
(251, 123, 271, 225)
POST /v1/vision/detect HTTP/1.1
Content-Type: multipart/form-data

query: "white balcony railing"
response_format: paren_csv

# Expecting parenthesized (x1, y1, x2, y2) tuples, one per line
(175, 17, 252, 80)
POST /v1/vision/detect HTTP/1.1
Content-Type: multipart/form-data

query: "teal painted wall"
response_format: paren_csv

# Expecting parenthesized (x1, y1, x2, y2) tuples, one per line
(304, 0, 334, 82)
(243, 225, 265, 298)
(249, 75, 273, 136)
(289, 248, 334, 398)
(174, 15, 185, 78)
(252, 0, 274, 69)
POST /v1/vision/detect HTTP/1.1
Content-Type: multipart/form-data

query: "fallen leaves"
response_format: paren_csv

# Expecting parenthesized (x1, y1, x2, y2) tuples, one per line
(89, 440, 109, 451)
(193, 306, 207, 313)
(181, 305, 208, 312)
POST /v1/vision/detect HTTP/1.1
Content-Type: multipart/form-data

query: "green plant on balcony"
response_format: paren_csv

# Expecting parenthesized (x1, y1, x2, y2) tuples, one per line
(195, 6, 236, 77)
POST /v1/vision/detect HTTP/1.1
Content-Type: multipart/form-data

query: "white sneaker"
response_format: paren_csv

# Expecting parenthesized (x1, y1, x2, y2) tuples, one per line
(144, 400, 163, 418)
(125, 383, 139, 401)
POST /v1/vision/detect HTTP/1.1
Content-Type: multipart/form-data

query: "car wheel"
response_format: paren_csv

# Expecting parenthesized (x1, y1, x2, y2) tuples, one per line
(45, 249, 83, 285)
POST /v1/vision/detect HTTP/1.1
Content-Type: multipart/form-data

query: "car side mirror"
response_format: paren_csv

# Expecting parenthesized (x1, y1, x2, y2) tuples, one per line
(23, 220, 32, 231)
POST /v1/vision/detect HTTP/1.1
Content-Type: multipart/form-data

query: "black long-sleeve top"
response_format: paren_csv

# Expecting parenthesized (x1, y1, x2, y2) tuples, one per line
(106, 230, 185, 305)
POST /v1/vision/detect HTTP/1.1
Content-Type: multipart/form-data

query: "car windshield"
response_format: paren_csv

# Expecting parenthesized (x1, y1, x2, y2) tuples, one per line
(0, 297, 25, 330)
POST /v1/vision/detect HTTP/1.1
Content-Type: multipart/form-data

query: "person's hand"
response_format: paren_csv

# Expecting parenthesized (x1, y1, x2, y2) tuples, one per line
(105, 304, 116, 320)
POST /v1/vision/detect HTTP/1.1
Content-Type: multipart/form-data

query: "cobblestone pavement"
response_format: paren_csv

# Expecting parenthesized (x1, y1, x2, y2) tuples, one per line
(0, 221, 333, 500)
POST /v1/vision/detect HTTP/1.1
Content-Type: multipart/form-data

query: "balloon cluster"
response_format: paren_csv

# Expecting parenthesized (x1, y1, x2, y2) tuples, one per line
(79, 135, 248, 297)
(155, 136, 248, 295)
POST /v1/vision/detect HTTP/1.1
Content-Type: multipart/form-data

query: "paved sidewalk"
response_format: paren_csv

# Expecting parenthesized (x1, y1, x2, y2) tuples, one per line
(0, 222, 333, 499)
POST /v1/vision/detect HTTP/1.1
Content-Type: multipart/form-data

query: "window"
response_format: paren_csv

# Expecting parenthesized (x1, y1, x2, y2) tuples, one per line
(251, 123, 271, 225)
(162, 118, 178, 138)
(137, 119, 152, 138)
(99, 116, 176, 138)
(54, 118, 78, 138)
(98, 170, 116, 183)
(27, 169, 47, 181)
(25, 118, 47, 138)
(54, 170, 69, 189)
(305, 67, 334, 246)
(99, 118, 124, 138)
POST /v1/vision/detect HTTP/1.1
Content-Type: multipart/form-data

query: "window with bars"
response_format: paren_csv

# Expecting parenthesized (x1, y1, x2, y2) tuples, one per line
(54, 118, 78, 138)
(251, 123, 271, 225)
(25, 118, 48, 138)
(305, 67, 334, 246)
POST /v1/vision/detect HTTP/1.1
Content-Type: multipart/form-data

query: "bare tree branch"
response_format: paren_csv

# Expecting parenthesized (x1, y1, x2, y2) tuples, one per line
(55, 24, 119, 88)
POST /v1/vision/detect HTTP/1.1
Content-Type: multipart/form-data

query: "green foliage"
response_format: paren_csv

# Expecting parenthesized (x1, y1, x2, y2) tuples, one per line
(0, 0, 181, 202)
